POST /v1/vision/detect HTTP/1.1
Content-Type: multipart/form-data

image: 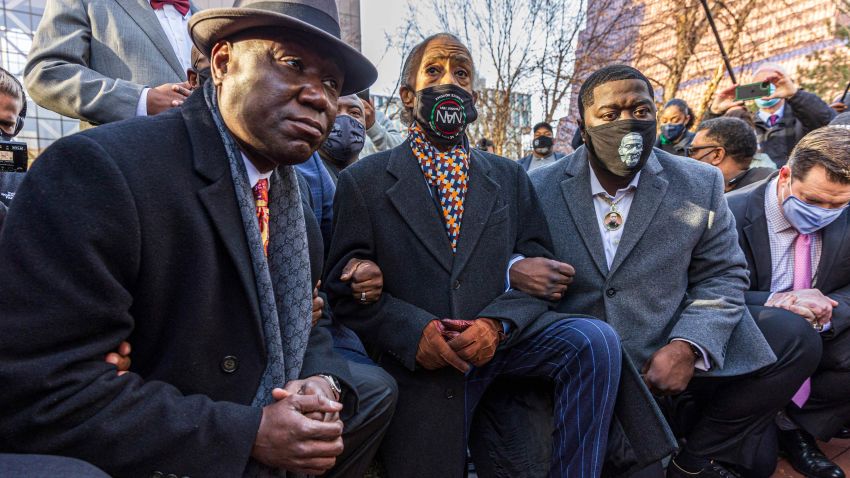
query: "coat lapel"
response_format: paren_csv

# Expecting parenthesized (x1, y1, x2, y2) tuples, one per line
(183, 93, 264, 352)
(451, 149, 498, 278)
(608, 154, 668, 277)
(386, 142, 454, 273)
(742, 181, 774, 290)
(116, 0, 186, 79)
(560, 150, 609, 276)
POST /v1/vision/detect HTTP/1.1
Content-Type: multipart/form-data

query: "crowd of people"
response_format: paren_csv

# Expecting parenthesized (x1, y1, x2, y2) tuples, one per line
(0, 1, 848, 478)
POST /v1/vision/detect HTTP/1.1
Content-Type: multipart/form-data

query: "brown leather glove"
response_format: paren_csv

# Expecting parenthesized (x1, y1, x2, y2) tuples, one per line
(437, 319, 475, 341)
(416, 320, 470, 373)
(448, 318, 503, 367)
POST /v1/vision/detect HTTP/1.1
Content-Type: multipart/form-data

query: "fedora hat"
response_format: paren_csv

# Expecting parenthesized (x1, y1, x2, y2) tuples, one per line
(189, 0, 377, 95)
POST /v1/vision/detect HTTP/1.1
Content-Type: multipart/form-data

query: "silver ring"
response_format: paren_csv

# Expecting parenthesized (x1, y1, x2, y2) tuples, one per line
(360, 292, 366, 302)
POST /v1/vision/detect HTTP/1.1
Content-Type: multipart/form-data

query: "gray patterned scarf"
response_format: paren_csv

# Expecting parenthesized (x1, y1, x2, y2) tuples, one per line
(204, 81, 313, 478)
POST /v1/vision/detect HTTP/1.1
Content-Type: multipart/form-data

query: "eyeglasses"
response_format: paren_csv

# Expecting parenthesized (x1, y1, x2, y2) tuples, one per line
(685, 144, 723, 158)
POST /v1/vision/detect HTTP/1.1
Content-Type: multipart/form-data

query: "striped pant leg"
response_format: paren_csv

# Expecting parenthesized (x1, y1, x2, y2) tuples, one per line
(466, 318, 622, 478)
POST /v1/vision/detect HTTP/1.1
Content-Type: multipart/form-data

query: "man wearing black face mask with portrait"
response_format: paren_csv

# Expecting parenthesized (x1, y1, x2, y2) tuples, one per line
(318, 93, 366, 184)
(325, 33, 621, 477)
(518, 121, 565, 172)
(523, 65, 820, 478)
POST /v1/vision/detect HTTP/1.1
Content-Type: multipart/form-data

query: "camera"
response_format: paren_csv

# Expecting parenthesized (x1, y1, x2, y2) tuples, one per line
(0, 140, 28, 172)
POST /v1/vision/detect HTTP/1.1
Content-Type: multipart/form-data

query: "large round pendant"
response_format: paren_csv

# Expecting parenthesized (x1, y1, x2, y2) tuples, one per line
(604, 211, 623, 231)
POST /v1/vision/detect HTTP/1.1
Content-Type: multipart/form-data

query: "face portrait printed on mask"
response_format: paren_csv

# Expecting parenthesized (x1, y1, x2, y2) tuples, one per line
(618, 132, 643, 167)
(584, 119, 656, 177)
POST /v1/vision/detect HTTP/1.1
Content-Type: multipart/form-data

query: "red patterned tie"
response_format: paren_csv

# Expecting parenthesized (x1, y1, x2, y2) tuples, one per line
(409, 123, 469, 253)
(150, 0, 190, 16)
(253, 179, 270, 257)
(791, 233, 812, 407)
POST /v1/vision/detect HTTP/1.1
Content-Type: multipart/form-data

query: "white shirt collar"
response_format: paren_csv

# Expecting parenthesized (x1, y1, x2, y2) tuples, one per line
(241, 152, 273, 188)
(588, 164, 641, 198)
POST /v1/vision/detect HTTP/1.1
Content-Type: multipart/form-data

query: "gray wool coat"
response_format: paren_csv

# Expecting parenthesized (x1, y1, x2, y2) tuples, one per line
(529, 146, 776, 377)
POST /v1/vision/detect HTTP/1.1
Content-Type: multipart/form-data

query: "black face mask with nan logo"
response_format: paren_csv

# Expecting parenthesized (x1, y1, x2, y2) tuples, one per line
(413, 84, 478, 143)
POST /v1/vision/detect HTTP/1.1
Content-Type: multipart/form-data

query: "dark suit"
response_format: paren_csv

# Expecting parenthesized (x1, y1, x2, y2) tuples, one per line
(728, 176, 850, 440)
(325, 141, 620, 477)
(0, 92, 388, 477)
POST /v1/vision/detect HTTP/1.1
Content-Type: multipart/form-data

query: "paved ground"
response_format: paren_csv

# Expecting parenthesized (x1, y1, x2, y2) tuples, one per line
(773, 437, 850, 477)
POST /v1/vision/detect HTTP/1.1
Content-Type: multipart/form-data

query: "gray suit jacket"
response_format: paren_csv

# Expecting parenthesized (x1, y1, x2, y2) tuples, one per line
(530, 146, 776, 377)
(24, 0, 194, 127)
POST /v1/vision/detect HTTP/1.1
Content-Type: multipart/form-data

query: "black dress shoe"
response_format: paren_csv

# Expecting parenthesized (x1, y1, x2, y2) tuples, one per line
(667, 459, 739, 478)
(834, 426, 850, 440)
(779, 428, 846, 478)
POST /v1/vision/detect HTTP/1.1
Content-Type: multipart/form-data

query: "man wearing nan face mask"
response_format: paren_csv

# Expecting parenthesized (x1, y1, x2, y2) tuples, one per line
(728, 127, 850, 478)
(525, 64, 820, 478)
(325, 32, 622, 477)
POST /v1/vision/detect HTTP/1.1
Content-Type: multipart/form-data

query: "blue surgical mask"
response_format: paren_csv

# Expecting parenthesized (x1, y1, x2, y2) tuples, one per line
(781, 181, 848, 234)
(661, 123, 685, 142)
(755, 84, 780, 109)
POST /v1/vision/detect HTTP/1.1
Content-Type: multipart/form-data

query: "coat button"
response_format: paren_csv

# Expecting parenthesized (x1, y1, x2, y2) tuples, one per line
(606, 288, 616, 298)
(221, 355, 239, 373)
(445, 388, 455, 399)
(166, 474, 178, 478)
(453, 280, 461, 290)
(151, 472, 163, 478)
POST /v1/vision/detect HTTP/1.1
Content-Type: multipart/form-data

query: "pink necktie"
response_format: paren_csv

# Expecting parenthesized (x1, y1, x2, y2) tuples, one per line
(768, 114, 779, 128)
(791, 233, 812, 408)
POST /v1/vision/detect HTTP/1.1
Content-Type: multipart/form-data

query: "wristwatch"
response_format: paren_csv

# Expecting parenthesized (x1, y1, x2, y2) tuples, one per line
(317, 374, 342, 400)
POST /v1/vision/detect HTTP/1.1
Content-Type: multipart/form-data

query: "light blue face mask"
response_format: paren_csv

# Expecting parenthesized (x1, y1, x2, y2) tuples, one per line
(781, 180, 848, 234)
(755, 84, 780, 109)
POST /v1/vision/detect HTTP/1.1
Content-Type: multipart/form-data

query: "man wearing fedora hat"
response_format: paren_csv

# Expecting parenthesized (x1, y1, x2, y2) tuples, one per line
(0, 1, 396, 477)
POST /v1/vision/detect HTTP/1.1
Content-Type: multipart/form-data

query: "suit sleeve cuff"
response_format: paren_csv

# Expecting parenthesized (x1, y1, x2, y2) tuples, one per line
(505, 254, 525, 291)
(136, 88, 150, 116)
(671, 338, 711, 371)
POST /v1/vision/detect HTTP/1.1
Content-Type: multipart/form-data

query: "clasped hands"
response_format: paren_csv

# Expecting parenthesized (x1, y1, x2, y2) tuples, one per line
(416, 317, 503, 373)
(766, 288, 837, 330)
(106, 346, 344, 474)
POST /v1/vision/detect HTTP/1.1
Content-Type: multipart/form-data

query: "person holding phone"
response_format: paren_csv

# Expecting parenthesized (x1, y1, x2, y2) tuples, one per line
(705, 63, 834, 168)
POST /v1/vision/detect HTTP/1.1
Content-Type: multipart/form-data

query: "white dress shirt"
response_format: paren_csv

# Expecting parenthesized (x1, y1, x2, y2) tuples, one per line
(136, 4, 192, 116)
(589, 167, 640, 270)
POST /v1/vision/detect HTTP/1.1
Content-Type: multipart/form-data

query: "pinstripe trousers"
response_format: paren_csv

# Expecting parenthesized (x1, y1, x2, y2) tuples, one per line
(465, 318, 622, 478)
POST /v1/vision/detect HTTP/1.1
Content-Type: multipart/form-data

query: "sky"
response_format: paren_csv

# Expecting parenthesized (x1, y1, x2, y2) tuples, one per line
(360, 0, 440, 97)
